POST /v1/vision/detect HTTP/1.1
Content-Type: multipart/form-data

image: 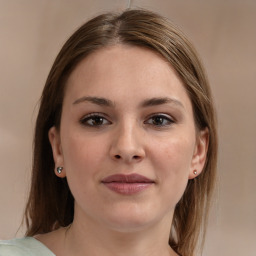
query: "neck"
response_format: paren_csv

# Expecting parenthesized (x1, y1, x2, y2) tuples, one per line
(62, 211, 177, 256)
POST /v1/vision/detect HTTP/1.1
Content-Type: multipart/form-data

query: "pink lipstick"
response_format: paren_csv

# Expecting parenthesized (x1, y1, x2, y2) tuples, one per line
(101, 174, 154, 195)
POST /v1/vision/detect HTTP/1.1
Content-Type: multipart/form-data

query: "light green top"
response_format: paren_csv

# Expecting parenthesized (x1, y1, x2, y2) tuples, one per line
(0, 237, 55, 256)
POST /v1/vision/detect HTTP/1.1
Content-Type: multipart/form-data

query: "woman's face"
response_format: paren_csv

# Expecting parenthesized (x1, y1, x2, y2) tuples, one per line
(49, 45, 208, 232)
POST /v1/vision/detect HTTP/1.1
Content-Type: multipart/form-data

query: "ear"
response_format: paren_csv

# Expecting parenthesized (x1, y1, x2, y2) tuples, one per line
(48, 126, 66, 178)
(189, 128, 209, 179)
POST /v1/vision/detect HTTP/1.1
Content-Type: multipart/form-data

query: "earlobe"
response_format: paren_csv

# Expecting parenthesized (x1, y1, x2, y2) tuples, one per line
(189, 128, 209, 179)
(48, 126, 66, 177)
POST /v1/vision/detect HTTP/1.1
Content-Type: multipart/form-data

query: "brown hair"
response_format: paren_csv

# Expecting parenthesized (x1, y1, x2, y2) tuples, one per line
(24, 9, 217, 256)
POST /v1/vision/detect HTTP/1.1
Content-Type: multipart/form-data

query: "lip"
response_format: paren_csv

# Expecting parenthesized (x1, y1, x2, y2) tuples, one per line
(101, 174, 154, 195)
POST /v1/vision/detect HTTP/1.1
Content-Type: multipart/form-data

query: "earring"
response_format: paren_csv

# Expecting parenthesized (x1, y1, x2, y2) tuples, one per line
(193, 170, 197, 175)
(57, 167, 63, 174)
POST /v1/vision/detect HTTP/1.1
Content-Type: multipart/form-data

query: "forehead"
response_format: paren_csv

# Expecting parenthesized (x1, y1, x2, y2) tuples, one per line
(64, 45, 192, 110)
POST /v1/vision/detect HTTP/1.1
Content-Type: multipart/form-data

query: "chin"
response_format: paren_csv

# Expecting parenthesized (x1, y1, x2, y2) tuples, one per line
(102, 207, 167, 233)
(106, 219, 154, 233)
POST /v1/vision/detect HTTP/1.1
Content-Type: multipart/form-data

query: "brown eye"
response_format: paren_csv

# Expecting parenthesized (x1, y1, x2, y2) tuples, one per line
(80, 114, 111, 127)
(145, 114, 174, 127)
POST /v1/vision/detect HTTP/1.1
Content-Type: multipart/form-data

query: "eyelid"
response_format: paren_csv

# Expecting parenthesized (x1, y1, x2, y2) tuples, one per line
(80, 112, 112, 126)
(144, 113, 175, 126)
(145, 113, 175, 121)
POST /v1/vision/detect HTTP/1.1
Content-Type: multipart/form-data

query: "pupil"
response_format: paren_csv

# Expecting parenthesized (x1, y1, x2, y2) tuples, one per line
(93, 116, 103, 125)
(153, 116, 163, 125)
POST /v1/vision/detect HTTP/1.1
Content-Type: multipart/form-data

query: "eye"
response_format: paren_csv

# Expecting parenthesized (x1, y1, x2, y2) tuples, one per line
(145, 114, 174, 127)
(80, 114, 111, 127)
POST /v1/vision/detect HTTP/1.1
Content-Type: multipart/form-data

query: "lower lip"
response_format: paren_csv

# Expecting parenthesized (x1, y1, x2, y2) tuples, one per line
(102, 182, 153, 195)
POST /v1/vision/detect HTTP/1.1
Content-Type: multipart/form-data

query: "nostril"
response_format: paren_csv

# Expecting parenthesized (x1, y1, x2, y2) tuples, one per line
(113, 154, 142, 161)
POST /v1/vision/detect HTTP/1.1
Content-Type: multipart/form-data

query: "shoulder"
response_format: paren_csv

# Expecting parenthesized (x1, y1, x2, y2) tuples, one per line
(0, 238, 32, 256)
(0, 237, 55, 256)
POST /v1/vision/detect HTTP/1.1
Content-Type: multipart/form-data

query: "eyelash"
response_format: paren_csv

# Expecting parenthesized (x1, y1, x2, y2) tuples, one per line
(144, 114, 174, 127)
(80, 113, 111, 127)
(80, 113, 174, 128)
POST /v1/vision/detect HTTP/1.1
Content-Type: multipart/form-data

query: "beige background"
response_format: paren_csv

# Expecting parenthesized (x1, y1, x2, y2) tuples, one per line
(0, 0, 255, 255)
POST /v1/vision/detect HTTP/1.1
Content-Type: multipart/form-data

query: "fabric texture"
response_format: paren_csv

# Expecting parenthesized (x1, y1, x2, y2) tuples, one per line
(0, 237, 55, 256)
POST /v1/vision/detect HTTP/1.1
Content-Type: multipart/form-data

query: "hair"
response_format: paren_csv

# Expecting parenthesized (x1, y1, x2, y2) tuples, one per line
(24, 9, 217, 256)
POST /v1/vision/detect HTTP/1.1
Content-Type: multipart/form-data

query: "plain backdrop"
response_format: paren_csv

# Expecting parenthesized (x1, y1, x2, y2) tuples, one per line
(0, 1, 255, 255)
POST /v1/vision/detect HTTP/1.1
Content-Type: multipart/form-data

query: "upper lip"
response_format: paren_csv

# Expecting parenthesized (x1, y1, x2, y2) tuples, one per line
(101, 174, 154, 183)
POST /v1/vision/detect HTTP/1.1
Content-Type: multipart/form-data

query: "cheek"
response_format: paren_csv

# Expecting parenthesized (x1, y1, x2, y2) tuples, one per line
(61, 133, 107, 180)
(150, 135, 195, 201)
(153, 135, 194, 173)
(61, 134, 107, 205)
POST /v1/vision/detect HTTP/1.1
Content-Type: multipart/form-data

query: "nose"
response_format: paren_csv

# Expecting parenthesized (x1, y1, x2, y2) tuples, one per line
(109, 123, 145, 164)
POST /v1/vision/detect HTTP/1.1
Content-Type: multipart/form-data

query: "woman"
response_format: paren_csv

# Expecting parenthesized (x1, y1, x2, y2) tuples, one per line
(0, 9, 217, 256)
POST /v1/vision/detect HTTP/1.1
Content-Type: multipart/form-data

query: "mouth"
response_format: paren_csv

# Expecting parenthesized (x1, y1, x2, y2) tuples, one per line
(101, 174, 155, 195)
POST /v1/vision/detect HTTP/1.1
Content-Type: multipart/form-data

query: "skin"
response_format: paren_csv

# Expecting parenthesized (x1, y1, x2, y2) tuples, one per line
(38, 45, 208, 256)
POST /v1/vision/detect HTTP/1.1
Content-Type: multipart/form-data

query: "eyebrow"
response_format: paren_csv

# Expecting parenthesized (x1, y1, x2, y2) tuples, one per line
(140, 97, 184, 109)
(73, 96, 115, 107)
(73, 96, 184, 109)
